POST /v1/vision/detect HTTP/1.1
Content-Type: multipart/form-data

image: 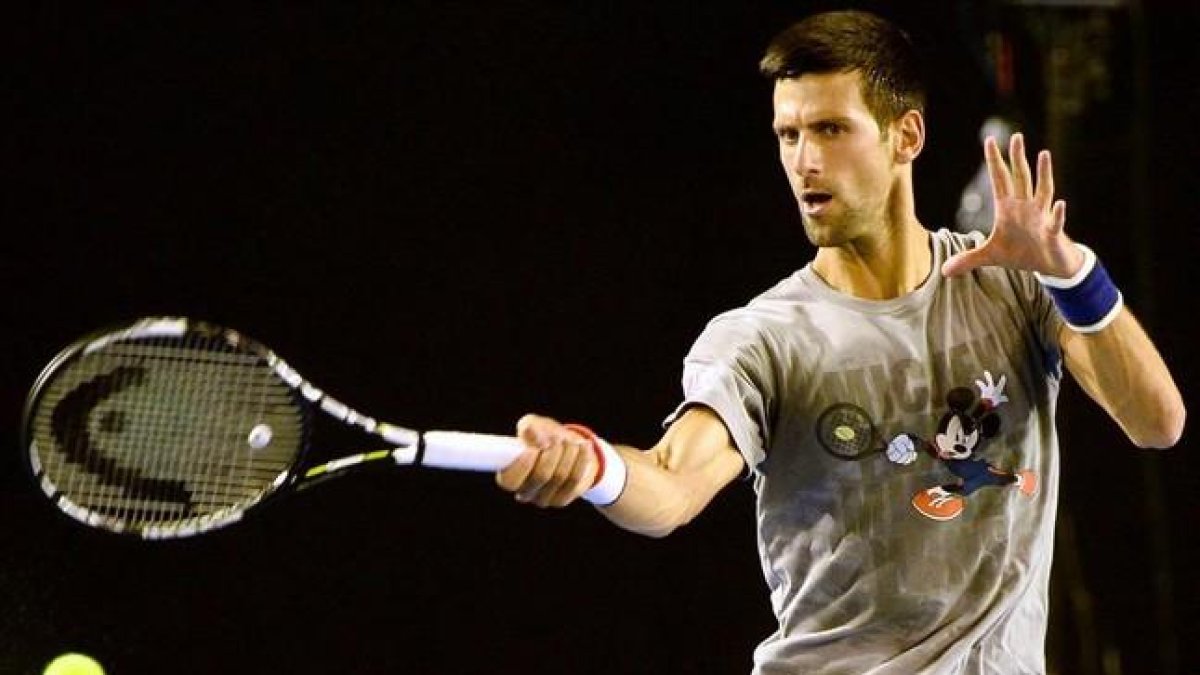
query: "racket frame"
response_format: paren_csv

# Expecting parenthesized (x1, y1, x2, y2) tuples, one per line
(814, 402, 883, 461)
(22, 316, 616, 540)
(21, 317, 427, 539)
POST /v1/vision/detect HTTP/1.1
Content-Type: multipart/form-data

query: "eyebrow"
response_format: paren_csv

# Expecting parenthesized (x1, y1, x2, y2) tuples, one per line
(772, 115, 855, 130)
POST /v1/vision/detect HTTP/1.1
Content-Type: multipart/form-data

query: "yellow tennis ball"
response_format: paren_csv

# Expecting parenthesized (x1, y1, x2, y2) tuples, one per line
(833, 425, 856, 442)
(43, 653, 105, 675)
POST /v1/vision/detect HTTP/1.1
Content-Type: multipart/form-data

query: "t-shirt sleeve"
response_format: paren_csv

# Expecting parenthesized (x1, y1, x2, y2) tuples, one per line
(662, 312, 775, 472)
(957, 229, 1064, 380)
(1009, 266, 1066, 379)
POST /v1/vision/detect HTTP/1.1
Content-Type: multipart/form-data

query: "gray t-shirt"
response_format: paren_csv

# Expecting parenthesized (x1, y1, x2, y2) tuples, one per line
(670, 229, 1065, 674)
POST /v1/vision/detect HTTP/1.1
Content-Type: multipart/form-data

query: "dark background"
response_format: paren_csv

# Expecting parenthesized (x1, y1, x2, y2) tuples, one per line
(3, 2, 1196, 674)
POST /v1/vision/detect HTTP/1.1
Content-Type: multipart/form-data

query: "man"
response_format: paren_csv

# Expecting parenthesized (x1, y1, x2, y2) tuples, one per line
(497, 10, 1184, 674)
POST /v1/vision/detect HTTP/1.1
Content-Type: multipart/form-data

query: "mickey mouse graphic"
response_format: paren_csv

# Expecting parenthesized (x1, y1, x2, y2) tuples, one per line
(884, 371, 1038, 521)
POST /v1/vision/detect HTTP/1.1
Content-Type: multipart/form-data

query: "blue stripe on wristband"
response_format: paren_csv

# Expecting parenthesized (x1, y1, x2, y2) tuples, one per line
(1034, 244, 1123, 333)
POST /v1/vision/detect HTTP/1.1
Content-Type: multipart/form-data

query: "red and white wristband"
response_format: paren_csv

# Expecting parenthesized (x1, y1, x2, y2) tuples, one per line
(563, 423, 628, 506)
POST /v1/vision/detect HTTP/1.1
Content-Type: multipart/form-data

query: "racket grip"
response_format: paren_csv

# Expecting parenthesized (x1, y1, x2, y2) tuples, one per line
(417, 430, 626, 506)
(420, 431, 524, 471)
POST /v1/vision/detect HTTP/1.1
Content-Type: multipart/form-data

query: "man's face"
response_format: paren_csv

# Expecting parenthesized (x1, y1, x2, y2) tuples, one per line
(772, 71, 898, 247)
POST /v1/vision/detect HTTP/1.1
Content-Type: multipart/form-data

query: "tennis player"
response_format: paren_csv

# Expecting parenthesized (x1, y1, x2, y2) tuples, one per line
(497, 10, 1184, 673)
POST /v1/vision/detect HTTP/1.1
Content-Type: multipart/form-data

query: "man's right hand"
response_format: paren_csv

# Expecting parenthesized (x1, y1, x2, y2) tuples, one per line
(885, 433, 918, 465)
(495, 414, 600, 508)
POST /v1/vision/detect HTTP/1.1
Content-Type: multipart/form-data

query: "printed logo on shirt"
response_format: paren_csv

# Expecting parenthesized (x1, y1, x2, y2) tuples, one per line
(815, 371, 1038, 521)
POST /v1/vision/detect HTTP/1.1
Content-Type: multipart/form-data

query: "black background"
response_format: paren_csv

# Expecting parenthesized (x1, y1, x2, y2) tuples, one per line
(4, 2, 1196, 674)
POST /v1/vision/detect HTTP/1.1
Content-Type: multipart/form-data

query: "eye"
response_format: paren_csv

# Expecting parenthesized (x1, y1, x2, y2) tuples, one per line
(775, 127, 799, 145)
(815, 121, 843, 137)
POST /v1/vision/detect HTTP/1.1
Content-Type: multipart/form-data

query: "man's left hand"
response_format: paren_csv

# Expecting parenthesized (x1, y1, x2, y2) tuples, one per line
(941, 133, 1084, 279)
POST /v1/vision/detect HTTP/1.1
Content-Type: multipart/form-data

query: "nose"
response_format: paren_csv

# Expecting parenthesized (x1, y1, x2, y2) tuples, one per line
(788, 133, 821, 176)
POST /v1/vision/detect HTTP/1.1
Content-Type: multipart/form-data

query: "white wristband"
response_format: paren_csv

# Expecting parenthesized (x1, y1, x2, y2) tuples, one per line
(564, 423, 628, 506)
(581, 436, 627, 506)
(1032, 243, 1096, 288)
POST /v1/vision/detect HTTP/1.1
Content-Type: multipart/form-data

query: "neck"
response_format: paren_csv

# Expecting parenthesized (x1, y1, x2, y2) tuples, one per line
(811, 196, 932, 300)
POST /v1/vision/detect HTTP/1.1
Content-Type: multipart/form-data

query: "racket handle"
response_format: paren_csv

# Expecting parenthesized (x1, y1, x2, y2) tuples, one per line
(420, 431, 524, 471)
(414, 431, 626, 506)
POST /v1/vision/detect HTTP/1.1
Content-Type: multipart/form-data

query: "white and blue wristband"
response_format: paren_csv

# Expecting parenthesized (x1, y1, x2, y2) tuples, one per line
(1033, 243, 1123, 333)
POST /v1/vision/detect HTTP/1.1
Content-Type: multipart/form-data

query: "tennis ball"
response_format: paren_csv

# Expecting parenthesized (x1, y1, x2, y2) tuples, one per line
(247, 423, 273, 449)
(43, 653, 105, 675)
(833, 425, 856, 442)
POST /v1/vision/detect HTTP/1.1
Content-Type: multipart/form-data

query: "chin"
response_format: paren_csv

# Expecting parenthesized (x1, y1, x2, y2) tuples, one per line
(802, 218, 845, 248)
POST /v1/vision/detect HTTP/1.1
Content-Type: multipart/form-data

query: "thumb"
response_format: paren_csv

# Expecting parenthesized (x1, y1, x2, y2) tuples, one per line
(941, 245, 993, 278)
(495, 444, 538, 492)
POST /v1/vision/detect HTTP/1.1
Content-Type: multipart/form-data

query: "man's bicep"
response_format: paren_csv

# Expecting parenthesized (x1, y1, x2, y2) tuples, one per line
(653, 405, 746, 488)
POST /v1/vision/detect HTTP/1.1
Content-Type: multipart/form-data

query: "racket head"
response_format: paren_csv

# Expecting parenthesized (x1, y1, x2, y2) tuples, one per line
(815, 403, 879, 460)
(22, 317, 309, 539)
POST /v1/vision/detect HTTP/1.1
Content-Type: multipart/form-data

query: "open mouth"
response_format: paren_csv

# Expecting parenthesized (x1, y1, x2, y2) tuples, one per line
(801, 191, 833, 213)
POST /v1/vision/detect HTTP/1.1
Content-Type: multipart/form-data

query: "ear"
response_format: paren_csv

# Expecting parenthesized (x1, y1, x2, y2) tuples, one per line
(979, 413, 1001, 438)
(946, 387, 974, 413)
(891, 109, 925, 164)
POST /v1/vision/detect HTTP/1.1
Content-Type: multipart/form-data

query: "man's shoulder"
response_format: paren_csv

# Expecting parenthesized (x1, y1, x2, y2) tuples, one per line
(718, 268, 815, 318)
(933, 227, 986, 253)
(695, 269, 820, 343)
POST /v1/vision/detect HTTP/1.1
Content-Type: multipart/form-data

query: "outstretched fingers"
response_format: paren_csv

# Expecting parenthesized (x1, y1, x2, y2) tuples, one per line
(960, 131, 1072, 277)
(1036, 149, 1056, 213)
(984, 136, 1012, 202)
(1052, 199, 1067, 235)
(1009, 133, 1034, 199)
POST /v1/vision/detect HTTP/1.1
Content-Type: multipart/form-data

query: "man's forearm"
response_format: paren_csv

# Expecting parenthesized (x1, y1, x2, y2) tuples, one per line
(1063, 308, 1185, 448)
(597, 442, 744, 538)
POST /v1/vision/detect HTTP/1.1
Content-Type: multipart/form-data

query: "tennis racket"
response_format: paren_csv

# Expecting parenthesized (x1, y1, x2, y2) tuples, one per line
(814, 403, 884, 461)
(21, 317, 625, 539)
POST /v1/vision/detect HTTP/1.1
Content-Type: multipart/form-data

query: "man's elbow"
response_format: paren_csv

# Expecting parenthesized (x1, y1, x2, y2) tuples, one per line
(630, 505, 698, 539)
(617, 492, 709, 539)
(1131, 402, 1186, 449)
(639, 525, 680, 539)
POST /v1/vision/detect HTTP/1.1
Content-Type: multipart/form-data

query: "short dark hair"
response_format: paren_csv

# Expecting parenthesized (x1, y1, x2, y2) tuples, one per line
(759, 10, 926, 128)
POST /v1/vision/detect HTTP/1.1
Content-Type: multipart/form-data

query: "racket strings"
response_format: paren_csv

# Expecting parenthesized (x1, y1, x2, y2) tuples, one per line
(30, 331, 305, 532)
(141, 334, 186, 523)
(817, 405, 876, 458)
(187, 330, 233, 519)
